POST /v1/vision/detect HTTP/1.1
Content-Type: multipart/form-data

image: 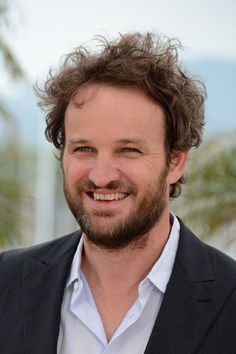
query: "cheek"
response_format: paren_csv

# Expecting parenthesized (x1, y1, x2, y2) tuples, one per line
(119, 161, 142, 180)
(122, 167, 151, 190)
(63, 159, 89, 185)
(123, 157, 165, 183)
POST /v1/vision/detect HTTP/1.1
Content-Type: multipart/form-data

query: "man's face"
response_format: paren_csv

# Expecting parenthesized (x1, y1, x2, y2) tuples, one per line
(62, 84, 176, 250)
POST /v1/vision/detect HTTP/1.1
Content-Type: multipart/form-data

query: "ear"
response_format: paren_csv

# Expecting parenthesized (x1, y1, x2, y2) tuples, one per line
(167, 150, 189, 185)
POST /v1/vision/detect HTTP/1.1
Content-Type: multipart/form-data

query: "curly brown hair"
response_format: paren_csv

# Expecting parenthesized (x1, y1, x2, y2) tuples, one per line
(36, 32, 206, 198)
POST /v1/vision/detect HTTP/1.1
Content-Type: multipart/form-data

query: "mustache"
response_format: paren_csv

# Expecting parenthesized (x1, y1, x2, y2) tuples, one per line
(76, 178, 138, 195)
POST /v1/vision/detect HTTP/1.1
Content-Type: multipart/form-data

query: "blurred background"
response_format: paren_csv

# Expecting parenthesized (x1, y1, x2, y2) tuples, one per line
(0, 0, 235, 258)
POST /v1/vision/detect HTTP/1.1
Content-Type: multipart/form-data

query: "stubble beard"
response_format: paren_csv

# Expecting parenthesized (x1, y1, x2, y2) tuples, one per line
(64, 167, 168, 250)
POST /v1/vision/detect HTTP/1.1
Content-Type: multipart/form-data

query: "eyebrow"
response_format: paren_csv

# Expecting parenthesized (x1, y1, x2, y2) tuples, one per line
(67, 138, 149, 149)
(68, 139, 91, 145)
(116, 138, 148, 148)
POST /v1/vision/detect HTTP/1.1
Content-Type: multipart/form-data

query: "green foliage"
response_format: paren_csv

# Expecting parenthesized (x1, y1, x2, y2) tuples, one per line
(172, 133, 236, 240)
(0, 0, 31, 248)
(0, 36, 24, 78)
(0, 0, 24, 80)
(0, 140, 36, 248)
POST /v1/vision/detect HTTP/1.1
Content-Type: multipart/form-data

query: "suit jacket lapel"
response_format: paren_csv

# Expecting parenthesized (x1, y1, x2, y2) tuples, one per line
(145, 220, 236, 354)
(22, 231, 81, 354)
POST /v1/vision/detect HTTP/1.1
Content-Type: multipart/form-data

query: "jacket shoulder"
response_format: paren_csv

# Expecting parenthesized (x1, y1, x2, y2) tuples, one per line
(0, 230, 81, 274)
(205, 242, 236, 279)
(178, 218, 236, 281)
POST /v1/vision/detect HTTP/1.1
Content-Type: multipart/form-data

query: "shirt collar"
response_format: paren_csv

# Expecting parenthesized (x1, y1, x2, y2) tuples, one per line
(66, 213, 180, 293)
(147, 214, 180, 293)
(66, 233, 84, 288)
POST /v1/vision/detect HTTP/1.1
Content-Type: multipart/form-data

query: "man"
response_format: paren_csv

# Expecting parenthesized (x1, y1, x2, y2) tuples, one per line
(0, 33, 235, 354)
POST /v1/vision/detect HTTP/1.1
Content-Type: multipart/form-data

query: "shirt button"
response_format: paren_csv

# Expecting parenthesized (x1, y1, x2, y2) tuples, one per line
(73, 281, 79, 291)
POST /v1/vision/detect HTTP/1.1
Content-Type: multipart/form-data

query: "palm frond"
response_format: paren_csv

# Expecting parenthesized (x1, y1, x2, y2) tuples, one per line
(0, 35, 24, 78)
(172, 132, 236, 241)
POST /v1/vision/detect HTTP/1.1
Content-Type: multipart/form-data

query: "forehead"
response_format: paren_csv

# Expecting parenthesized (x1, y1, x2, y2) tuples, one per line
(65, 84, 166, 144)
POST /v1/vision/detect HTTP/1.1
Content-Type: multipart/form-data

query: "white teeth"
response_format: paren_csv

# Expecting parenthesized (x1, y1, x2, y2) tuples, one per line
(93, 193, 127, 201)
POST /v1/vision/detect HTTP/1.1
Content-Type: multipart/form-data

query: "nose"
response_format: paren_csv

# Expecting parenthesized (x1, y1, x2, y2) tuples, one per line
(88, 154, 121, 188)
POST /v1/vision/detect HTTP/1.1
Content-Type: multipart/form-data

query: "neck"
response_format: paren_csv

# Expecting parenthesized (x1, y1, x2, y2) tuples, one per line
(81, 209, 171, 290)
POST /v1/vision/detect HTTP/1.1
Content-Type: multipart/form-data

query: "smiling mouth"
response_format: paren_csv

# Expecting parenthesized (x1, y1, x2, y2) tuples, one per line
(86, 192, 128, 201)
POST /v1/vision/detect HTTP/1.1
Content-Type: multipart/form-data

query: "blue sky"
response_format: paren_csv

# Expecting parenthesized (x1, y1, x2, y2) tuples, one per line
(2, 0, 236, 96)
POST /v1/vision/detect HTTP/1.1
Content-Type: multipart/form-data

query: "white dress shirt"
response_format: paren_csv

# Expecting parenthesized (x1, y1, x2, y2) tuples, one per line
(57, 215, 180, 354)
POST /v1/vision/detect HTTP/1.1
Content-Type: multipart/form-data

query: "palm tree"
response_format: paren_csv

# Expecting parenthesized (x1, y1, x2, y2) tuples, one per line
(172, 132, 236, 252)
(0, 0, 24, 122)
(0, 1, 24, 80)
(0, 0, 27, 247)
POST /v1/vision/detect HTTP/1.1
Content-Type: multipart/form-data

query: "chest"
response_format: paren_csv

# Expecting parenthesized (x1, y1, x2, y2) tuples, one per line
(58, 283, 163, 353)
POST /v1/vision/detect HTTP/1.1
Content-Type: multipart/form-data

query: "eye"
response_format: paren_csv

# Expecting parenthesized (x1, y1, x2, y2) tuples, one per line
(75, 146, 93, 152)
(121, 147, 141, 153)
(119, 147, 143, 158)
(72, 146, 95, 156)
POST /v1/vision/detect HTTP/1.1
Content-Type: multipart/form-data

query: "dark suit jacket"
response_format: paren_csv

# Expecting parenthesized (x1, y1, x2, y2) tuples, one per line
(0, 219, 236, 354)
